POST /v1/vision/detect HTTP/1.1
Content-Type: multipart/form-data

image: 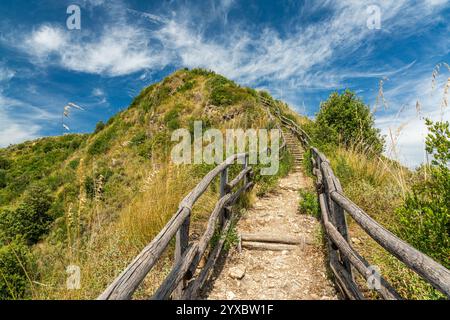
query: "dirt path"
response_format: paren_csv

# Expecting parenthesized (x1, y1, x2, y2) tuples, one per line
(203, 168, 339, 300)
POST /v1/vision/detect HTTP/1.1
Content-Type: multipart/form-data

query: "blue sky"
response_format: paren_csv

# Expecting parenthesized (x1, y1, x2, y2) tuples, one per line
(0, 0, 449, 167)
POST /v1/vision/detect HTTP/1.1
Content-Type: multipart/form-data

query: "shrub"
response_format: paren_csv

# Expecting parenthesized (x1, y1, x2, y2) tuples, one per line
(0, 240, 34, 300)
(177, 80, 196, 93)
(299, 190, 320, 217)
(164, 106, 182, 130)
(315, 90, 384, 155)
(94, 121, 106, 134)
(190, 68, 215, 77)
(209, 75, 250, 106)
(88, 126, 115, 155)
(396, 119, 450, 268)
(0, 169, 6, 188)
(84, 176, 95, 200)
(130, 131, 147, 146)
(137, 141, 153, 159)
(0, 157, 11, 170)
(68, 159, 80, 170)
(0, 184, 53, 244)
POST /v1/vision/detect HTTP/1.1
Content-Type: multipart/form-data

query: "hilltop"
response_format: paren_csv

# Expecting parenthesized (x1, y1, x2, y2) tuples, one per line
(0, 68, 305, 299)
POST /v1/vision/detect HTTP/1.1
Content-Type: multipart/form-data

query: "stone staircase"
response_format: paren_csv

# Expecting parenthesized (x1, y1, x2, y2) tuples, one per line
(283, 130, 304, 172)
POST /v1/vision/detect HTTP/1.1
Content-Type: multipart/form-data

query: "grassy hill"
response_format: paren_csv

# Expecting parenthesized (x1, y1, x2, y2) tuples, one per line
(1, 68, 447, 300)
(0, 68, 296, 299)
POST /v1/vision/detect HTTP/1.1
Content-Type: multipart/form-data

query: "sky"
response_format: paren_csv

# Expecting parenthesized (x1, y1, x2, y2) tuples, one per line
(0, 0, 449, 168)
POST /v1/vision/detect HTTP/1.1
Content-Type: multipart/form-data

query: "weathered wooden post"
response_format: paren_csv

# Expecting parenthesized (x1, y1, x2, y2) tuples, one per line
(219, 167, 229, 227)
(330, 175, 352, 278)
(243, 154, 248, 186)
(173, 213, 190, 299)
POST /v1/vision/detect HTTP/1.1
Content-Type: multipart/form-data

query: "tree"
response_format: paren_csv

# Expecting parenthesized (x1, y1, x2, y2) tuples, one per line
(315, 90, 384, 154)
(0, 184, 53, 245)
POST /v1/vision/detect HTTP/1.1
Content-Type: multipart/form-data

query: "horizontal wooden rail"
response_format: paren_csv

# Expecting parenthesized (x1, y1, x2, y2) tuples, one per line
(331, 190, 450, 297)
(318, 193, 401, 300)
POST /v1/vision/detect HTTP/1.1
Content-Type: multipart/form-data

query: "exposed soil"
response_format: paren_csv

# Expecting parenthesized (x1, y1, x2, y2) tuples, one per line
(203, 168, 339, 300)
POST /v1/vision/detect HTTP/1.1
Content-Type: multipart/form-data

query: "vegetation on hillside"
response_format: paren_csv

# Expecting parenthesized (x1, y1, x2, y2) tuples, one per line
(0, 68, 292, 299)
(302, 90, 449, 299)
(1, 67, 447, 301)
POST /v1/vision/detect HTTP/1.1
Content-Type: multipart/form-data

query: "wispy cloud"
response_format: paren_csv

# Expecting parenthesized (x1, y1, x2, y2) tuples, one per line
(10, 1, 447, 84)
(19, 24, 162, 76)
(375, 66, 450, 168)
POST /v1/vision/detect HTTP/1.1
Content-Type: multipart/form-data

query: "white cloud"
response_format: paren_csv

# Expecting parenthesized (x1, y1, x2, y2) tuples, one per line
(21, 25, 160, 76)
(0, 92, 41, 147)
(0, 66, 15, 82)
(375, 69, 450, 168)
(92, 88, 105, 97)
(0, 115, 40, 147)
(13, 1, 448, 83)
(26, 25, 66, 54)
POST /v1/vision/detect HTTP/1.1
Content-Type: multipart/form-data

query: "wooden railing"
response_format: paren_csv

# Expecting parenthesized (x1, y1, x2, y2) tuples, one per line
(99, 94, 450, 300)
(98, 120, 287, 300)
(261, 96, 450, 299)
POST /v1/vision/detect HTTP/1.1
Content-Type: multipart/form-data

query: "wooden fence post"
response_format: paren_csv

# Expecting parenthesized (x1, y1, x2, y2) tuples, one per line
(219, 167, 229, 227)
(330, 176, 352, 278)
(173, 214, 190, 299)
(315, 151, 356, 298)
(243, 154, 248, 186)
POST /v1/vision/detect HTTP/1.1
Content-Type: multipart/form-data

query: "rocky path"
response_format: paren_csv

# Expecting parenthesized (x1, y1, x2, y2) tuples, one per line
(203, 147, 339, 299)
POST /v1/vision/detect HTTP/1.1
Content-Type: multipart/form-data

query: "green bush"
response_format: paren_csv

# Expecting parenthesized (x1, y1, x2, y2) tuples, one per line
(94, 121, 106, 134)
(137, 141, 153, 159)
(190, 68, 215, 77)
(130, 131, 147, 146)
(208, 75, 242, 107)
(396, 119, 450, 268)
(0, 157, 11, 170)
(0, 169, 6, 188)
(299, 190, 320, 217)
(68, 159, 80, 170)
(314, 90, 384, 154)
(88, 126, 115, 155)
(0, 240, 34, 300)
(164, 106, 182, 130)
(84, 176, 95, 200)
(0, 184, 53, 245)
(177, 80, 196, 93)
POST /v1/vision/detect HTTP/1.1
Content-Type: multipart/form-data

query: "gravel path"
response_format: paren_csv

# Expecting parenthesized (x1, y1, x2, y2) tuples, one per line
(203, 170, 339, 300)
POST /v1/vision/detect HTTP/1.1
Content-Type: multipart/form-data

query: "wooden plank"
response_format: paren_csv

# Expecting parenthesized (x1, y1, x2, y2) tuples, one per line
(179, 153, 246, 210)
(226, 167, 252, 191)
(329, 257, 365, 300)
(331, 190, 450, 297)
(241, 241, 297, 251)
(240, 233, 304, 245)
(173, 215, 190, 299)
(187, 193, 233, 277)
(187, 182, 252, 277)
